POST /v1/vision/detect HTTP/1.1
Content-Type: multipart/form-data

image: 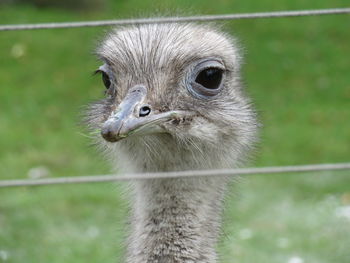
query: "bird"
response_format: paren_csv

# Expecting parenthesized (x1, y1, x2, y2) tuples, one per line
(85, 22, 257, 263)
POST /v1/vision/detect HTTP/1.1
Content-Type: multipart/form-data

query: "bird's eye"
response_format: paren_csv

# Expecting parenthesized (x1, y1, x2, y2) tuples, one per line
(195, 68, 223, 90)
(95, 64, 113, 90)
(101, 71, 111, 89)
(188, 59, 225, 99)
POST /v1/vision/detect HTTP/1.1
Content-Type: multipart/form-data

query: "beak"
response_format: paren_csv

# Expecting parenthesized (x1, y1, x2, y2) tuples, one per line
(101, 85, 193, 142)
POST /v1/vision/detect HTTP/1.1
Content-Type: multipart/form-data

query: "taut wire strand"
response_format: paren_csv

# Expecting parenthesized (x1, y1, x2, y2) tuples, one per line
(0, 163, 349, 188)
(0, 8, 350, 31)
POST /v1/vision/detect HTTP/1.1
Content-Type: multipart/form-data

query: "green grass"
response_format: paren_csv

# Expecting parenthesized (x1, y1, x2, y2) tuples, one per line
(0, 1, 350, 262)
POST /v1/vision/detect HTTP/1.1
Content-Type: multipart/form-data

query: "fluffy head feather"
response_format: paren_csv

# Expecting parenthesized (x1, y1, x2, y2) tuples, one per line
(86, 23, 257, 172)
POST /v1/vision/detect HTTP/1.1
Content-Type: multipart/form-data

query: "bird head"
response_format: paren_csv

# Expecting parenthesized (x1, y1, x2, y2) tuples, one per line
(87, 23, 257, 170)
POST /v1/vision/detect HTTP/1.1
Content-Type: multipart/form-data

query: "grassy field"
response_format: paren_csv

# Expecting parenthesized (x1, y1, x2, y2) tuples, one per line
(0, 1, 349, 262)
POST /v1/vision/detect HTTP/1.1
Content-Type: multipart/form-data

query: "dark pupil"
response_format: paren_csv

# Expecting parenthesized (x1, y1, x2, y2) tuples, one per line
(102, 72, 111, 89)
(195, 68, 223, 89)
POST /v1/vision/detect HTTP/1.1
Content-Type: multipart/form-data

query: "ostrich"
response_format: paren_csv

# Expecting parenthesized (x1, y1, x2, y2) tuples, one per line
(86, 23, 257, 262)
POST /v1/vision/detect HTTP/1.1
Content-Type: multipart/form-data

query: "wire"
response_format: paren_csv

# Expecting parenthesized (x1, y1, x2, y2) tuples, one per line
(0, 163, 349, 188)
(0, 8, 349, 31)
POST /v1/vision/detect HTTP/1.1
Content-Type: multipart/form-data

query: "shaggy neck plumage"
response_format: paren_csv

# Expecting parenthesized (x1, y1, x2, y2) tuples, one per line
(127, 178, 228, 263)
(120, 137, 232, 263)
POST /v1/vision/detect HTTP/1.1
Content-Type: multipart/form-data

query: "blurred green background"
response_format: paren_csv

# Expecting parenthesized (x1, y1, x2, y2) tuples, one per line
(0, 1, 349, 262)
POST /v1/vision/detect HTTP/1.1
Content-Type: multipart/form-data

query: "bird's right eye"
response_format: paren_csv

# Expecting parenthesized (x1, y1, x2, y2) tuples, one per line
(95, 64, 113, 90)
(101, 71, 111, 89)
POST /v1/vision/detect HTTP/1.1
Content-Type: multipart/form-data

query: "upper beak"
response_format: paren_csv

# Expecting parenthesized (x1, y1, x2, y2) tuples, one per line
(101, 85, 192, 142)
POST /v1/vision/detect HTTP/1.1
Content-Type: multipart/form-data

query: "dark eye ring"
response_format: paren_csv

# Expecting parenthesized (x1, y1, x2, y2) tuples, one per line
(187, 59, 225, 99)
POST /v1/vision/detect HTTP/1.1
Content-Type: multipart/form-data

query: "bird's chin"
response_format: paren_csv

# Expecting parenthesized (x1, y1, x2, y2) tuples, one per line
(101, 110, 195, 143)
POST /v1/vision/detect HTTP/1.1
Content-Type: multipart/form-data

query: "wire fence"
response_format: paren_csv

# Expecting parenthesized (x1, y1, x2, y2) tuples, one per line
(1, 7, 349, 189)
(0, 8, 349, 31)
(0, 163, 350, 188)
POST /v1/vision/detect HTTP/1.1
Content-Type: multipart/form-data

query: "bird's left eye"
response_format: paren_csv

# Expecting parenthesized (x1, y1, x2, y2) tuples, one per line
(188, 59, 225, 99)
(195, 68, 223, 90)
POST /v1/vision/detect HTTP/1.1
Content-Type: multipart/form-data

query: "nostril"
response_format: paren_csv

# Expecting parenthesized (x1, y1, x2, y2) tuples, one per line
(139, 105, 151, 117)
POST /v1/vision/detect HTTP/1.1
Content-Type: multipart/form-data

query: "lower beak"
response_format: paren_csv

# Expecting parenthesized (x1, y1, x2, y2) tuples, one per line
(101, 85, 192, 142)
